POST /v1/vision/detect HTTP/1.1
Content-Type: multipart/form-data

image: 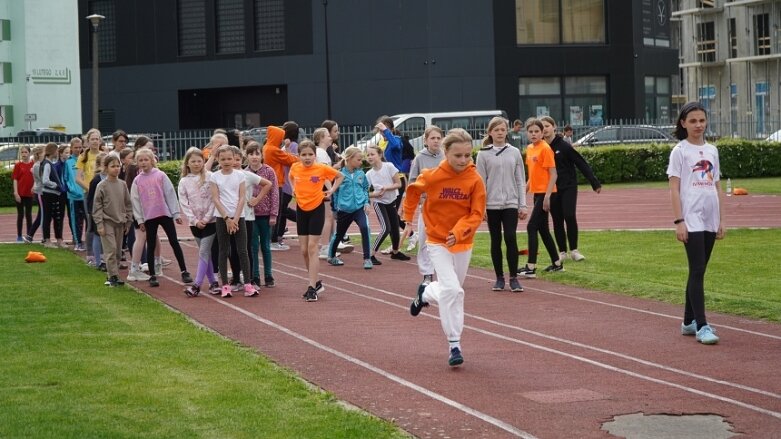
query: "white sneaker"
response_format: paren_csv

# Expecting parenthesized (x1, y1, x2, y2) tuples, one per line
(380, 245, 393, 255)
(127, 270, 151, 281)
(271, 242, 290, 251)
(570, 249, 585, 261)
(337, 241, 354, 254)
(318, 246, 329, 260)
(559, 251, 568, 262)
(160, 257, 173, 266)
(406, 231, 418, 252)
(139, 263, 149, 272)
(155, 262, 163, 274)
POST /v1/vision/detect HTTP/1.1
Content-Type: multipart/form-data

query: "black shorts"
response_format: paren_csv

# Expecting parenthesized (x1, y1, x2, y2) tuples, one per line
(296, 202, 325, 236)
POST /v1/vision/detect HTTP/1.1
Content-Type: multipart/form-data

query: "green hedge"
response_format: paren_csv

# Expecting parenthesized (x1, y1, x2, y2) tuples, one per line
(2, 140, 780, 206)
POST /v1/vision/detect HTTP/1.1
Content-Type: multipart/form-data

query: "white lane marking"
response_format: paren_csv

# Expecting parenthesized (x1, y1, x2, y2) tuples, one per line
(158, 273, 537, 439)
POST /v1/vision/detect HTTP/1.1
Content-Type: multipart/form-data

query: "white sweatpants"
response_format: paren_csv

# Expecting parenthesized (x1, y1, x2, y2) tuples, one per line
(423, 244, 472, 344)
(416, 207, 434, 276)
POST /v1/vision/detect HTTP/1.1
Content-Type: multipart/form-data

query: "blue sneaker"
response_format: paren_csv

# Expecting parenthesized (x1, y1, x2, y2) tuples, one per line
(327, 257, 344, 266)
(681, 321, 697, 336)
(410, 283, 429, 316)
(448, 347, 464, 367)
(696, 324, 719, 345)
(363, 259, 373, 269)
(16, 236, 23, 243)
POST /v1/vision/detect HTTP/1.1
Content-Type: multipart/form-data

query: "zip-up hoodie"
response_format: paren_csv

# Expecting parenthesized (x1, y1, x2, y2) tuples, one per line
(548, 135, 601, 191)
(380, 128, 403, 170)
(63, 156, 84, 200)
(402, 160, 486, 253)
(178, 171, 215, 226)
(332, 166, 369, 213)
(40, 158, 63, 196)
(475, 143, 527, 210)
(247, 164, 279, 219)
(262, 125, 298, 188)
(131, 167, 180, 223)
(409, 147, 444, 182)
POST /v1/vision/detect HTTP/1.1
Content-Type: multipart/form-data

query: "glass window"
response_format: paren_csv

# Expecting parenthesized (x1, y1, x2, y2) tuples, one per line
(178, 0, 207, 57)
(562, 0, 605, 43)
(254, 0, 285, 52)
(521, 76, 606, 125)
(216, 0, 245, 54)
(754, 13, 770, 56)
(516, 1, 559, 44)
(516, 0, 604, 45)
(590, 127, 618, 142)
(696, 21, 716, 63)
(396, 117, 426, 139)
(519, 77, 560, 95)
(728, 18, 737, 58)
(730, 83, 738, 136)
(565, 76, 606, 94)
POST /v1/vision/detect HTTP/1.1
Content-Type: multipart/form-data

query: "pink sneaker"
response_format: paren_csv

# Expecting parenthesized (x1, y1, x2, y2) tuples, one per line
(243, 284, 258, 297)
(221, 285, 232, 298)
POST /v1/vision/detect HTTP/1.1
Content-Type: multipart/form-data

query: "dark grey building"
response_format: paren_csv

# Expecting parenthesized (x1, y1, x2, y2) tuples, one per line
(78, 0, 678, 132)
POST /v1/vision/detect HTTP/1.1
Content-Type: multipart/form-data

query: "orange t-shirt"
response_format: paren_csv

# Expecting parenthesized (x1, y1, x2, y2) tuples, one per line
(289, 162, 339, 211)
(525, 140, 557, 194)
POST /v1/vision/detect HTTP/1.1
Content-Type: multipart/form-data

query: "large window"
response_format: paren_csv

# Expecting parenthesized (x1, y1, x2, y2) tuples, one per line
(728, 18, 737, 58)
(516, 0, 605, 45)
(519, 76, 606, 126)
(254, 0, 285, 52)
(178, 0, 207, 57)
(644, 77, 671, 121)
(754, 13, 771, 56)
(216, 0, 245, 54)
(696, 21, 716, 63)
(88, 0, 116, 63)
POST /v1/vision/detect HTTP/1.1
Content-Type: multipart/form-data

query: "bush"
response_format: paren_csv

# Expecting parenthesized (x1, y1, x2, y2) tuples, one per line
(0, 169, 13, 207)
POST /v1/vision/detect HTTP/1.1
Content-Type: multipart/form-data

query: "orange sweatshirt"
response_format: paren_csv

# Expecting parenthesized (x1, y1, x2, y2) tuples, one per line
(262, 125, 299, 188)
(402, 160, 486, 253)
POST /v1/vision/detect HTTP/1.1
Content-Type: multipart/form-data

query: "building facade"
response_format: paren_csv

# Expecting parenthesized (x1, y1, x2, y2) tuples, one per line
(672, 0, 781, 138)
(0, 0, 83, 137)
(77, 0, 678, 133)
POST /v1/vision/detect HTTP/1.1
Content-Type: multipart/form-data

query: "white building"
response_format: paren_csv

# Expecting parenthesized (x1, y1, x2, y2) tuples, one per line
(672, 0, 781, 139)
(0, 0, 82, 137)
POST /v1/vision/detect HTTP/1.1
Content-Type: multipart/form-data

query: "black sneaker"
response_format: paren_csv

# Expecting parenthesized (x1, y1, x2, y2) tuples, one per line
(422, 274, 434, 285)
(492, 277, 505, 291)
(370, 256, 383, 265)
(315, 280, 325, 294)
(517, 264, 537, 279)
(106, 275, 123, 287)
(209, 282, 221, 295)
(184, 285, 200, 297)
(410, 283, 429, 316)
(390, 251, 411, 261)
(149, 276, 159, 287)
(98, 262, 107, 272)
(181, 271, 193, 284)
(543, 262, 564, 273)
(448, 347, 464, 367)
(264, 277, 276, 288)
(509, 277, 524, 293)
(304, 287, 318, 302)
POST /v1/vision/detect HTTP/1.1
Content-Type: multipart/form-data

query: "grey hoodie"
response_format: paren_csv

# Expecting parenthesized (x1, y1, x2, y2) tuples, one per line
(476, 144, 527, 210)
(409, 148, 444, 182)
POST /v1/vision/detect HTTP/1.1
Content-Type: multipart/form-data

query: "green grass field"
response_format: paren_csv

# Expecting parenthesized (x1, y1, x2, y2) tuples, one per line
(0, 246, 405, 438)
(597, 176, 781, 194)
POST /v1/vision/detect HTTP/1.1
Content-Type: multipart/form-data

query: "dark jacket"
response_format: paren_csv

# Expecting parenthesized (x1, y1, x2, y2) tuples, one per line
(548, 135, 601, 191)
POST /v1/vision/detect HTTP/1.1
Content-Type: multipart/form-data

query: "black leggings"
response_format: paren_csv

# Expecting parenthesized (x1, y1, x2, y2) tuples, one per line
(216, 217, 250, 285)
(42, 192, 64, 241)
(486, 208, 520, 277)
(392, 175, 407, 229)
(274, 188, 296, 241)
(144, 216, 187, 277)
(526, 194, 559, 265)
(15, 196, 33, 238)
(29, 195, 42, 239)
(372, 202, 400, 253)
(683, 231, 716, 328)
(550, 186, 579, 252)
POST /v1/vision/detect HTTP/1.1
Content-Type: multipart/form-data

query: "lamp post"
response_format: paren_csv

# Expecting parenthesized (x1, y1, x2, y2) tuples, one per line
(322, 0, 332, 119)
(86, 14, 105, 129)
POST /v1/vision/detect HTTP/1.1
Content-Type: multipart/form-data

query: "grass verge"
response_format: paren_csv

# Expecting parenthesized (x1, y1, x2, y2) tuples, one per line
(596, 176, 781, 194)
(0, 245, 405, 438)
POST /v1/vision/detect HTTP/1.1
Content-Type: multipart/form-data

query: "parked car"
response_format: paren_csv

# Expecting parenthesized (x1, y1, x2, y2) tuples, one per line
(573, 125, 676, 147)
(103, 133, 164, 151)
(16, 128, 69, 143)
(765, 130, 781, 141)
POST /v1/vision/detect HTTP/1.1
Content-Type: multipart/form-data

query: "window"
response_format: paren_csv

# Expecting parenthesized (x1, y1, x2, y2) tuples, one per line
(730, 83, 738, 136)
(0, 105, 12, 127)
(754, 13, 770, 56)
(254, 0, 285, 52)
(216, 0, 245, 54)
(696, 21, 716, 62)
(698, 0, 715, 8)
(519, 76, 607, 125)
(395, 117, 425, 140)
(178, 0, 207, 56)
(644, 76, 671, 121)
(0, 19, 10, 41)
(728, 18, 737, 58)
(88, 0, 117, 63)
(516, 0, 605, 45)
(0, 62, 10, 83)
(698, 85, 716, 112)
(755, 82, 769, 135)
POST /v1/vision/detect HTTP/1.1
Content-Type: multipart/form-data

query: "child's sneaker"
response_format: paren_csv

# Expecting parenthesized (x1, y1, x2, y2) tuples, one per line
(44, 241, 57, 249)
(448, 347, 464, 367)
(181, 271, 193, 284)
(517, 264, 536, 279)
(110, 275, 125, 287)
(543, 262, 564, 273)
(370, 256, 383, 265)
(127, 269, 150, 281)
(327, 257, 344, 266)
(422, 274, 434, 286)
(304, 286, 318, 302)
(337, 241, 354, 254)
(390, 251, 411, 261)
(559, 251, 568, 262)
(492, 277, 505, 291)
(221, 285, 232, 298)
(264, 277, 275, 288)
(570, 249, 586, 261)
(270, 242, 289, 251)
(509, 277, 524, 293)
(97, 262, 107, 272)
(23, 235, 33, 244)
(209, 282, 221, 295)
(230, 283, 242, 292)
(243, 284, 258, 297)
(155, 261, 163, 275)
(139, 263, 149, 272)
(87, 257, 96, 267)
(251, 279, 262, 291)
(318, 246, 329, 260)
(696, 324, 719, 344)
(315, 280, 325, 295)
(380, 245, 393, 255)
(681, 321, 697, 336)
(16, 236, 23, 243)
(363, 259, 373, 269)
(149, 276, 159, 287)
(410, 283, 429, 316)
(184, 285, 200, 297)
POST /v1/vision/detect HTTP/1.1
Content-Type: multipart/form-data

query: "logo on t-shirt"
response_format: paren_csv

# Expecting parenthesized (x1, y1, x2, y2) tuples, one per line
(691, 160, 714, 181)
(309, 176, 322, 184)
(438, 188, 469, 200)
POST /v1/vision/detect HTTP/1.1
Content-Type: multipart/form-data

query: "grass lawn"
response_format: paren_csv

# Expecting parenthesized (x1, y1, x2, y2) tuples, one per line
(469, 229, 781, 322)
(0, 246, 405, 438)
(597, 176, 781, 194)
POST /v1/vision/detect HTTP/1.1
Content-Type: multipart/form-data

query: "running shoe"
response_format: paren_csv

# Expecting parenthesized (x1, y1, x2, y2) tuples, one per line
(681, 321, 697, 336)
(448, 347, 464, 367)
(509, 277, 524, 293)
(570, 249, 586, 261)
(410, 283, 429, 316)
(696, 325, 719, 345)
(492, 277, 505, 291)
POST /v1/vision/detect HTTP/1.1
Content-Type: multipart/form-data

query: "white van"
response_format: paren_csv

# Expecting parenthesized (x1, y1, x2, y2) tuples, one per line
(353, 110, 507, 152)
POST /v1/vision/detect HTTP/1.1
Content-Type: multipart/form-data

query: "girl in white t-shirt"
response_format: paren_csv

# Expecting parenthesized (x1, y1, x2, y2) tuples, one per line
(313, 128, 336, 260)
(667, 102, 726, 345)
(366, 145, 410, 264)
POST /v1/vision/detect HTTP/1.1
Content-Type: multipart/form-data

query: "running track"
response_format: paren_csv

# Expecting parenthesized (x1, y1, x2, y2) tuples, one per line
(3, 188, 781, 438)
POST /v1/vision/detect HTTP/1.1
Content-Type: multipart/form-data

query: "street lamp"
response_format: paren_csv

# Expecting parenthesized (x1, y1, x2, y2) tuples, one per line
(86, 14, 105, 129)
(322, 0, 331, 119)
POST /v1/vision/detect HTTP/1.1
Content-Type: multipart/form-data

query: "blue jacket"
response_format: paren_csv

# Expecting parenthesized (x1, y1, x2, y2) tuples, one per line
(381, 128, 403, 171)
(332, 166, 369, 213)
(63, 156, 84, 201)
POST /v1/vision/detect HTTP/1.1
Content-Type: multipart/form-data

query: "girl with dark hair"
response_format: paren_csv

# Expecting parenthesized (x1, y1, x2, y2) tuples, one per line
(667, 102, 724, 345)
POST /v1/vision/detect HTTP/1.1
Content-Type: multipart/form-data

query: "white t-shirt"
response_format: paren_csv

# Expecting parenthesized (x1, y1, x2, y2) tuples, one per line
(366, 162, 399, 204)
(209, 169, 246, 218)
(316, 148, 332, 166)
(241, 170, 262, 221)
(666, 140, 721, 232)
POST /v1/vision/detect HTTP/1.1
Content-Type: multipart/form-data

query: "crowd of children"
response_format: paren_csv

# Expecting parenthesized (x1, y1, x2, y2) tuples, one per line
(9, 105, 725, 366)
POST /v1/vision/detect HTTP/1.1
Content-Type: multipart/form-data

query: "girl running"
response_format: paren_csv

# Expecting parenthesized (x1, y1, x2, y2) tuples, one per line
(366, 145, 410, 264)
(288, 140, 344, 302)
(668, 102, 725, 345)
(405, 128, 486, 367)
(12, 146, 34, 243)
